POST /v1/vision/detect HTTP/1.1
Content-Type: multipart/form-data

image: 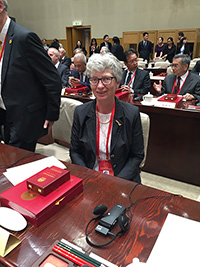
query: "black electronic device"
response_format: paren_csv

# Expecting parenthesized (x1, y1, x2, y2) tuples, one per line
(98, 204, 126, 230)
(85, 203, 130, 247)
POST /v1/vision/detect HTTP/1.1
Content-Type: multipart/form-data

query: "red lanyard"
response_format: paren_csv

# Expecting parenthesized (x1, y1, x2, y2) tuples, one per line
(171, 72, 189, 95)
(96, 102, 115, 160)
(0, 33, 7, 62)
(127, 71, 136, 87)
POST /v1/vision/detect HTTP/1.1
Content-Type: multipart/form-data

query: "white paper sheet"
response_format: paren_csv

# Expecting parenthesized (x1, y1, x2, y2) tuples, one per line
(147, 213, 200, 267)
(3, 156, 67, 186)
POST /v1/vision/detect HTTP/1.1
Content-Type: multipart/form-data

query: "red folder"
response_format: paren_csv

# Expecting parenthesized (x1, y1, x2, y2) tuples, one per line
(0, 176, 83, 227)
(65, 86, 89, 94)
(115, 89, 129, 101)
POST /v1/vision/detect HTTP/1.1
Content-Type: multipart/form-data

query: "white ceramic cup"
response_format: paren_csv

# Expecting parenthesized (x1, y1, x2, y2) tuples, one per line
(143, 92, 153, 103)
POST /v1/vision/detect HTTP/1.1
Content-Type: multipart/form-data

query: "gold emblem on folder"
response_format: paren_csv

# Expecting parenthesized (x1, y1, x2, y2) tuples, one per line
(21, 191, 38, 201)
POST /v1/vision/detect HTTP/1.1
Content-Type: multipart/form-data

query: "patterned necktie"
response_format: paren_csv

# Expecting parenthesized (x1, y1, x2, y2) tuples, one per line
(175, 76, 181, 94)
(126, 71, 132, 85)
(80, 73, 83, 82)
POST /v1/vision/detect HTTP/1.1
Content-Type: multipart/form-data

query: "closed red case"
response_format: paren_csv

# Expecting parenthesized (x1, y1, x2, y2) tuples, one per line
(26, 166, 70, 196)
(0, 175, 83, 227)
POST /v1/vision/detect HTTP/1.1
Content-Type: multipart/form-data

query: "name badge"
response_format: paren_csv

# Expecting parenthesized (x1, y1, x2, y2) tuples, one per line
(98, 160, 114, 176)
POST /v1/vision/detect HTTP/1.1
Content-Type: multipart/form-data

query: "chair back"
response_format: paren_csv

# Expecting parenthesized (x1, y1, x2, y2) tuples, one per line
(140, 112, 150, 168)
(52, 97, 82, 145)
(154, 61, 170, 68)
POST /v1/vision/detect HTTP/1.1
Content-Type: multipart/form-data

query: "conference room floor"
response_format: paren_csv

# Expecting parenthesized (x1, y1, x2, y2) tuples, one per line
(36, 143, 200, 202)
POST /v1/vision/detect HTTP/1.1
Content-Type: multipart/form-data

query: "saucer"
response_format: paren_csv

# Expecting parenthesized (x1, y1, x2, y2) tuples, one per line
(141, 100, 154, 106)
(0, 207, 27, 231)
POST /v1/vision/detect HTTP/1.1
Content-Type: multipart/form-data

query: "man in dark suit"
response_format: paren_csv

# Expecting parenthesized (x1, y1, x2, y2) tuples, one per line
(120, 48, 150, 95)
(100, 34, 112, 51)
(0, 0, 62, 151)
(68, 53, 90, 90)
(59, 48, 71, 70)
(153, 54, 200, 100)
(138, 32, 153, 63)
(48, 47, 69, 87)
(111, 36, 125, 61)
(191, 60, 200, 75)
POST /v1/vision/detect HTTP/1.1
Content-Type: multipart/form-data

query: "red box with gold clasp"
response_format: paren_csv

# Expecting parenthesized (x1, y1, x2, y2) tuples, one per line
(26, 166, 70, 196)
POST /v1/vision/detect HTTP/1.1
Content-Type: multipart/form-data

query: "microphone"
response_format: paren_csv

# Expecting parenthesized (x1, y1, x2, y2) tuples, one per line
(93, 204, 107, 216)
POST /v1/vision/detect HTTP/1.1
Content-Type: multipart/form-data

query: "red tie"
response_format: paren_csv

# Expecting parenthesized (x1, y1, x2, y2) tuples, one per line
(175, 76, 181, 94)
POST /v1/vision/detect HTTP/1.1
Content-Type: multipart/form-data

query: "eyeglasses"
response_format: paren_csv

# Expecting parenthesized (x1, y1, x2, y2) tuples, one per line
(89, 76, 115, 86)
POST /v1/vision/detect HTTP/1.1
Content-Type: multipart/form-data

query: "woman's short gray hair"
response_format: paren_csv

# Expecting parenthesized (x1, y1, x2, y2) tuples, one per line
(2, 0, 8, 12)
(87, 53, 123, 82)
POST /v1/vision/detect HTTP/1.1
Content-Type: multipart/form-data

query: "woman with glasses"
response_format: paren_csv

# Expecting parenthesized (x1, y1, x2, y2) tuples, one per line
(70, 53, 144, 183)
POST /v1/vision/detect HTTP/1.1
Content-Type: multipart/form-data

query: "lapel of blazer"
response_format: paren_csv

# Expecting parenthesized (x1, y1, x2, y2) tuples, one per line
(85, 101, 97, 156)
(180, 72, 192, 94)
(2, 20, 15, 88)
(111, 98, 123, 152)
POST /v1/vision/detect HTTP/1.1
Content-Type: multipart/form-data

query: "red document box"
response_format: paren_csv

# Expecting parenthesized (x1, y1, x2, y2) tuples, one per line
(26, 166, 70, 196)
(115, 89, 129, 102)
(65, 86, 89, 94)
(158, 95, 183, 103)
(0, 176, 83, 227)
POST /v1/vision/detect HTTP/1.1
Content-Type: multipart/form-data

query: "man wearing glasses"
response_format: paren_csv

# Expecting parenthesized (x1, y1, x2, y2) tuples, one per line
(153, 54, 200, 100)
(120, 48, 150, 96)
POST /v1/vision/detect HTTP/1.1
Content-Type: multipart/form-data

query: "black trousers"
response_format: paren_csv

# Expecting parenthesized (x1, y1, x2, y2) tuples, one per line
(0, 109, 36, 152)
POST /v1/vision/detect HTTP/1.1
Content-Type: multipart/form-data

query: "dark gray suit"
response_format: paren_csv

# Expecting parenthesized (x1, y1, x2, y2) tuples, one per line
(57, 63, 69, 87)
(191, 61, 200, 75)
(161, 72, 200, 100)
(70, 98, 144, 183)
(120, 68, 150, 95)
(1, 19, 61, 149)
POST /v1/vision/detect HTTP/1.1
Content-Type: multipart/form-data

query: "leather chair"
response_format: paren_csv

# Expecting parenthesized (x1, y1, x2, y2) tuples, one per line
(35, 97, 82, 162)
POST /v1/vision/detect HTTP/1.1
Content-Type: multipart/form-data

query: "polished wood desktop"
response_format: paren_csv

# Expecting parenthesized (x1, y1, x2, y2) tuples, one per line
(0, 143, 200, 267)
(131, 97, 200, 186)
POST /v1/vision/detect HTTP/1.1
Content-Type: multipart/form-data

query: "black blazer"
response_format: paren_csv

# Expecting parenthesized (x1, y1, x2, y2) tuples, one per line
(70, 98, 144, 183)
(111, 44, 125, 61)
(100, 41, 112, 51)
(60, 56, 71, 69)
(176, 43, 190, 55)
(70, 68, 90, 89)
(120, 68, 150, 95)
(2, 20, 62, 143)
(57, 63, 70, 87)
(89, 45, 100, 57)
(191, 61, 200, 75)
(161, 72, 200, 100)
(138, 40, 153, 62)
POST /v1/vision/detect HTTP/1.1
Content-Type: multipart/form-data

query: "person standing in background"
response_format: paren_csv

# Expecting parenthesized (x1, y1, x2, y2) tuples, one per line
(0, 0, 62, 151)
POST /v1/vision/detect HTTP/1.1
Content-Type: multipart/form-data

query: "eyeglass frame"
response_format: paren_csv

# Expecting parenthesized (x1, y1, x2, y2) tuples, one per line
(89, 76, 116, 86)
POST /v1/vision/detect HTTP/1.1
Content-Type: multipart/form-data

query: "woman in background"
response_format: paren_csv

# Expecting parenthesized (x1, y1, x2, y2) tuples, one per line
(89, 38, 100, 57)
(74, 40, 87, 56)
(70, 53, 144, 183)
(154, 37, 165, 59)
(162, 37, 176, 63)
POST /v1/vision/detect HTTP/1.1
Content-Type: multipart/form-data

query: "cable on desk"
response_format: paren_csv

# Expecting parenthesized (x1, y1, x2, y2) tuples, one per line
(0, 152, 33, 169)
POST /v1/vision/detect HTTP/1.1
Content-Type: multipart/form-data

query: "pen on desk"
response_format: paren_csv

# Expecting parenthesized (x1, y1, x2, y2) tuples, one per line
(53, 245, 96, 267)
(57, 241, 101, 267)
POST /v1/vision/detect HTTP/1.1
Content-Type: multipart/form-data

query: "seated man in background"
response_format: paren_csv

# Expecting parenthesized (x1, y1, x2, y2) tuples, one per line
(153, 54, 200, 100)
(68, 53, 90, 90)
(59, 48, 71, 70)
(48, 47, 69, 88)
(120, 48, 150, 95)
(191, 60, 200, 76)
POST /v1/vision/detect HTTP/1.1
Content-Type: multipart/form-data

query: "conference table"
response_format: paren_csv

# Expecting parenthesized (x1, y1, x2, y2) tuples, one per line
(0, 143, 200, 267)
(131, 97, 200, 186)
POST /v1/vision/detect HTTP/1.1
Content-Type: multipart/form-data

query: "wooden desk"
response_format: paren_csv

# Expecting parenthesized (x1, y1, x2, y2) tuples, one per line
(0, 143, 200, 267)
(131, 97, 200, 186)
